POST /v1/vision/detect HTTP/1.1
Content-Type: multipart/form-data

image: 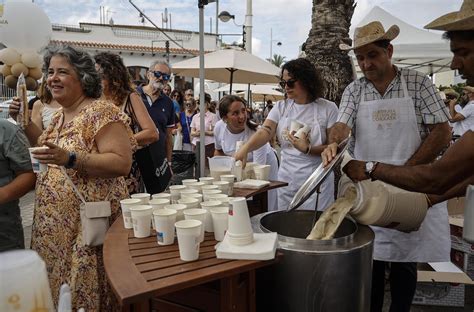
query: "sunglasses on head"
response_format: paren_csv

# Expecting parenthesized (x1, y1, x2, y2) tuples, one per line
(279, 78, 297, 89)
(152, 71, 171, 81)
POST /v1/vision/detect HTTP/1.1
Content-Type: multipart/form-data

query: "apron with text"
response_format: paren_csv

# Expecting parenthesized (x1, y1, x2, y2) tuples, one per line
(276, 100, 334, 211)
(354, 75, 450, 262)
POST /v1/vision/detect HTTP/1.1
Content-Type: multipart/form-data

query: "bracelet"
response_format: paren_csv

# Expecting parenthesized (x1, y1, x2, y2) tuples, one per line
(305, 145, 311, 155)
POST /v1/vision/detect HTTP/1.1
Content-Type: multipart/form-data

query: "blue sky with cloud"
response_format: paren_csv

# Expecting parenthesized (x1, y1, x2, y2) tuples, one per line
(32, 0, 462, 61)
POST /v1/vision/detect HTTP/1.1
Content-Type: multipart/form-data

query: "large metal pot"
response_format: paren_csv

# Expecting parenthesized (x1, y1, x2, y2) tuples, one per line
(252, 210, 374, 312)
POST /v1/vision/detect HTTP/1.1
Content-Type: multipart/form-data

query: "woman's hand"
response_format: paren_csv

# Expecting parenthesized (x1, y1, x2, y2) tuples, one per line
(8, 97, 21, 120)
(32, 141, 69, 167)
(288, 132, 310, 154)
(234, 146, 248, 168)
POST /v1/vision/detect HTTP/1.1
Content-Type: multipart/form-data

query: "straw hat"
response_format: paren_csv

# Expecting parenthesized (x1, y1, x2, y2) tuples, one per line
(463, 85, 474, 93)
(339, 21, 400, 51)
(424, 0, 474, 31)
(444, 88, 460, 98)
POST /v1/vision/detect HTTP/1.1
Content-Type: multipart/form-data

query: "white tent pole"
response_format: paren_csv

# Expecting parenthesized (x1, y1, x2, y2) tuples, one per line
(198, 1, 206, 177)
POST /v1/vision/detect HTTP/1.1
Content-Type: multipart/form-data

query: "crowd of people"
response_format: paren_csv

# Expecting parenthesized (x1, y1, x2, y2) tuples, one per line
(1, 1, 473, 311)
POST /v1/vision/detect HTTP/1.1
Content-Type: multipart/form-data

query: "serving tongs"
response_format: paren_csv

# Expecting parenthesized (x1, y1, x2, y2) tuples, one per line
(287, 136, 351, 215)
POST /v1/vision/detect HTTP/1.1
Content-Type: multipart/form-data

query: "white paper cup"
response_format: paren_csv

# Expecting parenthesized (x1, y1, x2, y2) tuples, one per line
(289, 119, 303, 134)
(207, 193, 228, 203)
(187, 182, 206, 192)
(152, 193, 171, 202)
(200, 201, 223, 232)
(178, 197, 200, 209)
(213, 181, 231, 196)
(120, 198, 141, 229)
(294, 124, 311, 139)
(220, 176, 236, 195)
(201, 184, 219, 191)
(199, 177, 215, 185)
(181, 193, 203, 202)
(202, 189, 223, 201)
(175, 219, 202, 261)
(253, 165, 271, 181)
(129, 205, 153, 238)
(180, 189, 199, 199)
(243, 162, 256, 179)
(182, 179, 198, 186)
(233, 161, 243, 181)
(227, 197, 254, 245)
(131, 193, 150, 204)
(184, 209, 207, 242)
(210, 207, 229, 241)
(149, 198, 170, 229)
(169, 185, 187, 203)
(153, 208, 177, 245)
(28, 147, 49, 173)
(165, 203, 188, 221)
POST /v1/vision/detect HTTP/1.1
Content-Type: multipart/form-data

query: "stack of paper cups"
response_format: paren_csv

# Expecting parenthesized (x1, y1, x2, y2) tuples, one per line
(129, 205, 153, 238)
(153, 208, 177, 245)
(183, 208, 207, 242)
(200, 200, 223, 232)
(227, 197, 253, 245)
(253, 165, 271, 181)
(120, 198, 141, 229)
(175, 220, 202, 261)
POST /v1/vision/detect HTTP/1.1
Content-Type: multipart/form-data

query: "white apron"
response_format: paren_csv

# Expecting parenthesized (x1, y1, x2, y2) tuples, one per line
(354, 75, 450, 262)
(276, 100, 335, 211)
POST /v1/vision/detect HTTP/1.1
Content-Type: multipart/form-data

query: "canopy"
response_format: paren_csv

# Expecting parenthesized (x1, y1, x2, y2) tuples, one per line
(352, 6, 452, 75)
(214, 83, 284, 102)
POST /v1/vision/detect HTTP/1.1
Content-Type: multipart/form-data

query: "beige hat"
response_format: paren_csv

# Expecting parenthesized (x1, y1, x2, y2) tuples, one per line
(463, 85, 474, 93)
(425, 0, 474, 31)
(444, 88, 460, 98)
(339, 21, 400, 51)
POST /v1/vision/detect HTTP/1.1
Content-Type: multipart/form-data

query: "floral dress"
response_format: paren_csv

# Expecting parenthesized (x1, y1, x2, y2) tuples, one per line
(31, 100, 137, 311)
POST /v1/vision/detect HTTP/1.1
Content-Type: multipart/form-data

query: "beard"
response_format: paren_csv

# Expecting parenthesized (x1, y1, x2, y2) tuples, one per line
(152, 81, 164, 92)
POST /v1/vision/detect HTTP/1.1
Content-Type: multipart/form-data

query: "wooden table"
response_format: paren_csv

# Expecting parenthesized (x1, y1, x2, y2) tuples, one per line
(104, 192, 283, 311)
(233, 181, 287, 216)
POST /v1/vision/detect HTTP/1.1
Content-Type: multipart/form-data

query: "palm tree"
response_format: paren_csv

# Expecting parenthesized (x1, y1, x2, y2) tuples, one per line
(305, 0, 356, 105)
(267, 54, 286, 68)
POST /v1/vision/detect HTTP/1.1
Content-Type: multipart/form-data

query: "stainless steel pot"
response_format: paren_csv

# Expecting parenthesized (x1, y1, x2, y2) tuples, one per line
(252, 210, 374, 312)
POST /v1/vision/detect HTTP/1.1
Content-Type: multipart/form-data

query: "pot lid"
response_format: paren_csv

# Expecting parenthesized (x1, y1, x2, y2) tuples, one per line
(287, 137, 350, 211)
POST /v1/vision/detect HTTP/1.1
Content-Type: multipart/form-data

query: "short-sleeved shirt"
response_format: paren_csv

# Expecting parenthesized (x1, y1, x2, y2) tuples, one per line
(453, 101, 474, 136)
(137, 86, 176, 151)
(338, 67, 450, 152)
(190, 111, 217, 146)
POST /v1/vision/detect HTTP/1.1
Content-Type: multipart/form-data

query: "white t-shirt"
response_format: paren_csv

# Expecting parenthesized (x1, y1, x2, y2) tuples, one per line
(453, 101, 474, 136)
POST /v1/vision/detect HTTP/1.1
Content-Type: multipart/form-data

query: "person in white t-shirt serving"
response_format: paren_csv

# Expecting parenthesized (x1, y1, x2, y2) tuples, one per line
(450, 86, 474, 136)
(235, 58, 338, 211)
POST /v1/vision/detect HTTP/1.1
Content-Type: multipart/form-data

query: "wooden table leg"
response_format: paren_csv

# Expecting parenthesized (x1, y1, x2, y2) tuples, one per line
(220, 270, 256, 312)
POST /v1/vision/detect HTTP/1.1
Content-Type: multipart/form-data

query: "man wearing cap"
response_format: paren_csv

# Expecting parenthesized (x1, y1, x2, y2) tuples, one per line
(343, 0, 474, 200)
(322, 21, 452, 311)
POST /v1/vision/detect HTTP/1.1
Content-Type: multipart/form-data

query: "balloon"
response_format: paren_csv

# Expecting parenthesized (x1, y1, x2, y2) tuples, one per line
(0, 1, 52, 52)
(29, 67, 43, 80)
(21, 52, 42, 68)
(0, 47, 21, 65)
(11, 63, 29, 77)
(1, 65, 12, 76)
(5, 75, 18, 89)
(25, 76, 38, 91)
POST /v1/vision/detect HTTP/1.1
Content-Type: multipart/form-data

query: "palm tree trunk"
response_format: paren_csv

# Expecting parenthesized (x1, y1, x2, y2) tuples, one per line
(305, 0, 356, 105)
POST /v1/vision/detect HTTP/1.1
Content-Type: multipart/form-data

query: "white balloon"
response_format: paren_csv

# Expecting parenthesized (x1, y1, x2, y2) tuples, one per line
(0, 1, 52, 52)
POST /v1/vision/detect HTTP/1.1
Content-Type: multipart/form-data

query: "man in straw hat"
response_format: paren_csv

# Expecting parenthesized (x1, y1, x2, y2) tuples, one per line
(322, 21, 452, 312)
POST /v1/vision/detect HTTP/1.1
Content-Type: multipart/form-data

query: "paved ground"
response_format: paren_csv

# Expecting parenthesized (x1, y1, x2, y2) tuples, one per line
(19, 191, 473, 311)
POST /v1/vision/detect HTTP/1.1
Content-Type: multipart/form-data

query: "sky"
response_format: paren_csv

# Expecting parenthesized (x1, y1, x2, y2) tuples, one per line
(29, 0, 463, 61)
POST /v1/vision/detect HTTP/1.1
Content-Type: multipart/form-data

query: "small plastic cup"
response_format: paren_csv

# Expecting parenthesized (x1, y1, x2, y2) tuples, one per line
(207, 193, 229, 203)
(199, 177, 215, 185)
(200, 200, 223, 232)
(153, 208, 177, 245)
(165, 203, 188, 221)
(169, 185, 187, 203)
(152, 193, 171, 202)
(178, 197, 200, 209)
(294, 124, 311, 139)
(201, 184, 219, 192)
(253, 165, 271, 181)
(290, 119, 303, 134)
(210, 207, 229, 241)
(131, 193, 150, 204)
(214, 180, 232, 196)
(129, 205, 153, 238)
(175, 219, 202, 261)
(202, 189, 223, 201)
(180, 189, 199, 199)
(28, 147, 49, 173)
(182, 179, 198, 187)
(181, 193, 203, 202)
(183, 208, 207, 242)
(120, 198, 141, 229)
(187, 182, 206, 193)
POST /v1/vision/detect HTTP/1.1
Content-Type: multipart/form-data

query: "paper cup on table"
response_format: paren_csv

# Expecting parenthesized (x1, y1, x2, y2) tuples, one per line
(184, 209, 207, 242)
(181, 193, 203, 202)
(202, 189, 222, 201)
(213, 181, 231, 196)
(182, 179, 198, 187)
(149, 198, 170, 229)
(199, 177, 215, 185)
(187, 182, 206, 193)
(178, 197, 200, 209)
(152, 193, 171, 202)
(153, 208, 177, 245)
(131, 193, 150, 204)
(220, 175, 236, 194)
(180, 188, 198, 199)
(28, 147, 49, 173)
(210, 207, 229, 241)
(169, 185, 187, 203)
(175, 219, 202, 261)
(294, 124, 311, 139)
(243, 162, 256, 179)
(289, 119, 303, 134)
(129, 205, 153, 238)
(207, 193, 228, 203)
(233, 161, 243, 181)
(165, 203, 188, 221)
(120, 198, 141, 229)
(253, 165, 271, 181)
(227, 197, 254, 245)
(201, 184, 219, 192)
(200, 201, 223, 232)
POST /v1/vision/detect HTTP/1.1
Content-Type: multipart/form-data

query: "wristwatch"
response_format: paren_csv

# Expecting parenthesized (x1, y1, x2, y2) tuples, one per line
(65, 151, 77, 169)
(365, 161, 379, 180)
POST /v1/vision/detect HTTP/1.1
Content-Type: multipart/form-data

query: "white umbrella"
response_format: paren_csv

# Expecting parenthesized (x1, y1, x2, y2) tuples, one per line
(172, 49, 280, 92)
(214, 83, 285, 102)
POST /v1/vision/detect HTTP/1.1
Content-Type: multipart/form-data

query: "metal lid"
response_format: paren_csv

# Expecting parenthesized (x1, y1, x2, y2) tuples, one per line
(287, 137, 350, 211)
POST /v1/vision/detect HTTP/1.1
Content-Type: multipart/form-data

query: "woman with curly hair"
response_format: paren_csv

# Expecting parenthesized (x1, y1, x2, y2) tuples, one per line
(235, 58, 338, 211)
(94, 52, 158, 194)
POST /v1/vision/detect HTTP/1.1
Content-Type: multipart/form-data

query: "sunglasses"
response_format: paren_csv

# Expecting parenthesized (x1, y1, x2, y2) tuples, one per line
(279, 78, 297, 89)
(152, 71, 171, 81)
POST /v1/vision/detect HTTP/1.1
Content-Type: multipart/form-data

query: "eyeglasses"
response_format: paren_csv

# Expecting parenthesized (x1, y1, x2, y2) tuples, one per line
(185, 93, 194, 97)
(279, 78, 297, 89)
(151, 71, 171, 81)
